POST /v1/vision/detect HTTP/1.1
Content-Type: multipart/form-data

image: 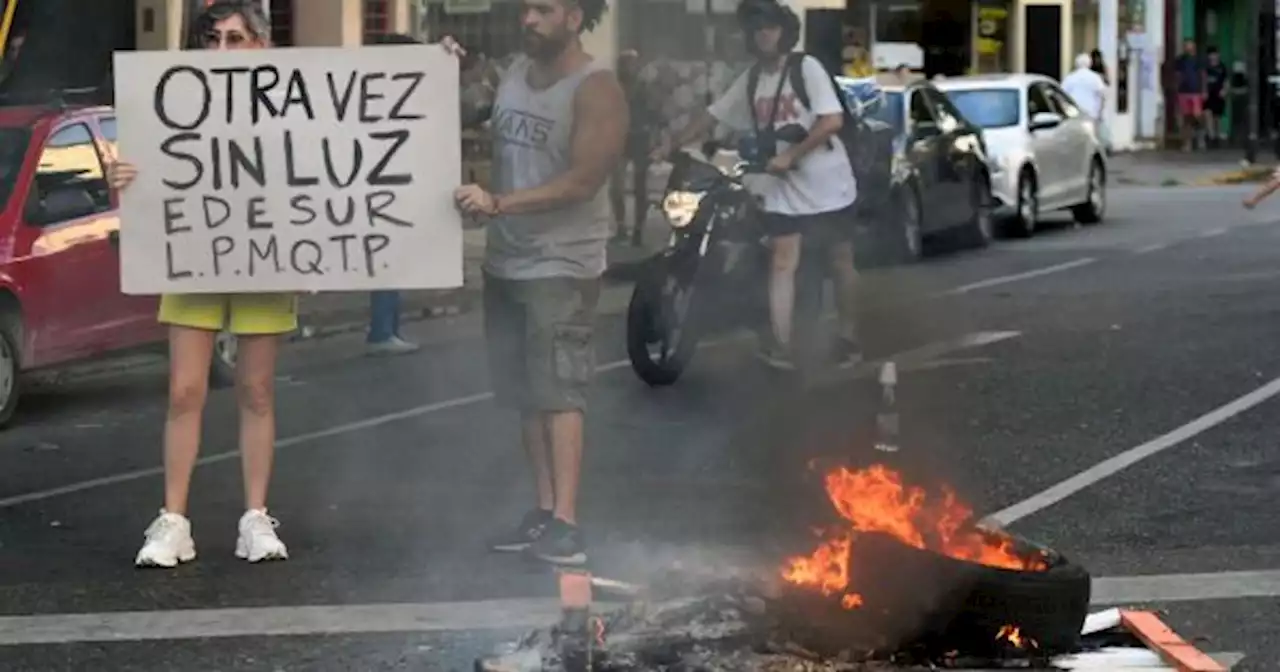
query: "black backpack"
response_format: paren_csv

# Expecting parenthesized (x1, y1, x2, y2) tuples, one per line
(747, 56, 896, 216)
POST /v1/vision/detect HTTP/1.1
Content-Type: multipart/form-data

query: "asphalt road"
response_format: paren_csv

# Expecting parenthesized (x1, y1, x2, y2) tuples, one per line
(2, 184, 1280, 670)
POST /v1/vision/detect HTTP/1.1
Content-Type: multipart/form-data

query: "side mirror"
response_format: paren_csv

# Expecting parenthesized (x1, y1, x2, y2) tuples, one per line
(1029, 112, 1063, 131)
(29, 185, 97, 225)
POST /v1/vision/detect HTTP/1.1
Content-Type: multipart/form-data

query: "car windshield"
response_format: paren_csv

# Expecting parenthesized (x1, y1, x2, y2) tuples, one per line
(871, 91, 905, 135)
(0, 127, 28, 206)
(944, 88, 1021, 128)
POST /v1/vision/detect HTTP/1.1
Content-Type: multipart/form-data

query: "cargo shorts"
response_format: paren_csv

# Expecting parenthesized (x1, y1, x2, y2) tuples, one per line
(483, 273, 600, 412)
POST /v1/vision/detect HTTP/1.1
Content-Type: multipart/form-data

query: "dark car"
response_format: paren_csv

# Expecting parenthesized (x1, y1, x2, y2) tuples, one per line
(854, 79, 995, 262)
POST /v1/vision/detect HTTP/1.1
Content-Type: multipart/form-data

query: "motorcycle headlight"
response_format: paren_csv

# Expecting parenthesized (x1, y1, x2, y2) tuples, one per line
(662, 191, 704, 229)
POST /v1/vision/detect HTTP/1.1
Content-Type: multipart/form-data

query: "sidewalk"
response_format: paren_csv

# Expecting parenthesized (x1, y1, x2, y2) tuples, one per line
(294, 214, 670, 340)
(1109, 148, 1273, 187)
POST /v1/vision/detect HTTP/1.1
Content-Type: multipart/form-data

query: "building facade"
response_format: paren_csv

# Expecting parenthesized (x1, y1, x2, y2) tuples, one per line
(138, 0, 619, 63)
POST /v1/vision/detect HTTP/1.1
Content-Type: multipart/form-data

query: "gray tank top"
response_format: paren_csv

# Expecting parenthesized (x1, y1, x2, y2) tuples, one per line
(484, 55, 611, 280)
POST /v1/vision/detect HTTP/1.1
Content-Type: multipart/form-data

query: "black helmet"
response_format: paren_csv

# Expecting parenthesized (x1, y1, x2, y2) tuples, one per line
(736, 0, 801, 55)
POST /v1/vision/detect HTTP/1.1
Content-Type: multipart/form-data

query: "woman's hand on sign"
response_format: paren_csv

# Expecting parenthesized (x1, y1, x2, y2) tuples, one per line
(106, 160, 138, 192)
(455, 184, 498, 217)
(440, 35, 466, 59)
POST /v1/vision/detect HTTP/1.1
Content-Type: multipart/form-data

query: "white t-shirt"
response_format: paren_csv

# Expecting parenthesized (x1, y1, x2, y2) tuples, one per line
(708, 55, 857, 216)
(1061, 67, 1107, 120)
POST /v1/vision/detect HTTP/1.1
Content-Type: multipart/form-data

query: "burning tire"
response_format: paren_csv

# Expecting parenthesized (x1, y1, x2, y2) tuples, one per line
(777, 465, 1090, 659)
(860, 530, 1090, 656)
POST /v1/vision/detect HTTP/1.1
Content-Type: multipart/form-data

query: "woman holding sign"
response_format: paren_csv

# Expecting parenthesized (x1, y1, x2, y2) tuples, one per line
(108, 0, 463, 569)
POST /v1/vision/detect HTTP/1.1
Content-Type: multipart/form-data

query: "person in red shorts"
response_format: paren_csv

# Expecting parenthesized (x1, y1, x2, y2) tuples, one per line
(1174, 39, 1206, 151)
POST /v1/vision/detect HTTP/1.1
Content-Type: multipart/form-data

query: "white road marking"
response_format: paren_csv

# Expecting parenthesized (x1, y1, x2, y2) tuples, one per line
(0, 331, 1019, 509)
(1092, 569, 1280, 606)
(0, 566, 1267, 647)
(984, 375, 1280, 527)
(0, 598, 621, 646)
(1133, 242, 1170, 254)
(1200, 227, 1229, 238)
(939, 258, 1097, 295)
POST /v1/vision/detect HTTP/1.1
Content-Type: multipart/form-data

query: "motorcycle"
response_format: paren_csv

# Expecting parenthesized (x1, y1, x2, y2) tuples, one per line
(625, 145, 773, 386)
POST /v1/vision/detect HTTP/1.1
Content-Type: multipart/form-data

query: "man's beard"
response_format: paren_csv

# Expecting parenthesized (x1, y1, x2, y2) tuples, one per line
(523, 28, 572, 61)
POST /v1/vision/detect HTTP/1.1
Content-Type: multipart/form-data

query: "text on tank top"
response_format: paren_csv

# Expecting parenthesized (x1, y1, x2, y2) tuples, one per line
(484, 55, 611, 281)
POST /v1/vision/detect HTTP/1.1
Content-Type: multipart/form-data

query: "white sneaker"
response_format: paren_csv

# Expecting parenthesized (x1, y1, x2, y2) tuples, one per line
(366, 336, 420, 357)
(135, 510, 196, 568)
(235, 509, 289, 563)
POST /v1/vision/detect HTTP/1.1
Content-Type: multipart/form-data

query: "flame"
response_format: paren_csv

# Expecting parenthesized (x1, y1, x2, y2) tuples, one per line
(782, 465, 1047, 606)
(996, 624, 1038, 650)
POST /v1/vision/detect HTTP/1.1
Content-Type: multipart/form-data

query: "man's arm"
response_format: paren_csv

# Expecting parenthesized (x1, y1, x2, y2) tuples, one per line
(656, 71, 751, 157)
(665, 110, 718, 150)
(782, 57, 844, 162)
(495, 71, 629, 215)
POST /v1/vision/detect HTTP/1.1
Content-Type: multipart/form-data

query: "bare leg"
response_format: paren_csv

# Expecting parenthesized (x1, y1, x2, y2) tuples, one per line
(547, 410, 584, 524)
(768, 233, 803, 349)
(522, 411, 555, 511)
(828, 240, 860, 343)
(236, 334, 280, 511)
(163, 327, 217, 516)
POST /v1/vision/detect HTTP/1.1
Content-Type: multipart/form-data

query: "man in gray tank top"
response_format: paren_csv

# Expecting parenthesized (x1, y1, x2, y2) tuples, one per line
(455, 0, 627, 567)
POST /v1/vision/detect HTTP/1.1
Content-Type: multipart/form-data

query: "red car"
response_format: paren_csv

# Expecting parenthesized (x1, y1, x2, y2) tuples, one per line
(0, 103, 235, 426)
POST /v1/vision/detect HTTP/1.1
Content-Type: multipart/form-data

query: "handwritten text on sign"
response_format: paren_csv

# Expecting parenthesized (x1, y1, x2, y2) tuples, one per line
(113, 46, 463, 294)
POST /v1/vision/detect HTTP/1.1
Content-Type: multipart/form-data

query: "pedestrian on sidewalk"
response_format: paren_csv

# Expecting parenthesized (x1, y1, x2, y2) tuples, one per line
(1063, 53, 1108, 150)
(609, 49, 656, 247)
(1204, 47, 1228, 148)
(652, 0, 863, 370)
(108, 1, 461, 569)
(454, 0, 626, 567)
(363, 32, 432, 358)
(1174, 39, 1207, 151)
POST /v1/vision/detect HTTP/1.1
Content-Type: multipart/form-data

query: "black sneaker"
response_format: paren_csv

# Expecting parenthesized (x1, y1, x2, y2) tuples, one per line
(528, 518, 587, 566)
(489, 508, 552, 553)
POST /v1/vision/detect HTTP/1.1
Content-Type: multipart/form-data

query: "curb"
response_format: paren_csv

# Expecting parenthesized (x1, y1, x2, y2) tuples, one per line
(1120, 610, 1226, 672)
(291, 291, 477, 343)
(1191, 165, 1273, 186)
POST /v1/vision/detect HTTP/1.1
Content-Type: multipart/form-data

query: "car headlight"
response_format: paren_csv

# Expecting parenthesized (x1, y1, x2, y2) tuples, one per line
(662, 191, 704, 229)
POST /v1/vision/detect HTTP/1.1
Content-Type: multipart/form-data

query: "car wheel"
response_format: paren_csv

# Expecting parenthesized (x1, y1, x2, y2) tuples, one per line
(1007, 170, 1038, 238)
(897, 185, 925, 262)
(962, 170, 995, 248)
(0, 314, 20, 428)
(209, 331, 237, 389)
(1072, 158, 1106, 224)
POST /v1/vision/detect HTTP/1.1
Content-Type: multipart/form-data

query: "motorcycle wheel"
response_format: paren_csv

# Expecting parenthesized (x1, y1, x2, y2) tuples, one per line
(626, 260, 701, 387)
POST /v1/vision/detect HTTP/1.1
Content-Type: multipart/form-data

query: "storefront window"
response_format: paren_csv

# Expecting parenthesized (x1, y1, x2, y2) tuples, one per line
(877, 3, 923, 44)
(973, 0, 1010, 72)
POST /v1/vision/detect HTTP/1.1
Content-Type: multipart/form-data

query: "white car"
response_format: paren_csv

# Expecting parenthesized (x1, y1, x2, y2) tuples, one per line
(933, 74, 1107, 236)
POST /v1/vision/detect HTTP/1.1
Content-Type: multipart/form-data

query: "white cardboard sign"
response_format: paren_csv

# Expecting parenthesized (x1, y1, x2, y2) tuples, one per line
(112, 45, 463, 294)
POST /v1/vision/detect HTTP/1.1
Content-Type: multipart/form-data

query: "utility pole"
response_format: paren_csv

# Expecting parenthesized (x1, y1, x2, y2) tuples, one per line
(1247, 0, 1261, 164)
(705, 0, 715, 106)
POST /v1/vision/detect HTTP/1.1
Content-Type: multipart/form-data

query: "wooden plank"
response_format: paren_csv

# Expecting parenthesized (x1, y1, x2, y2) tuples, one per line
(1120, 610, 1226, 672)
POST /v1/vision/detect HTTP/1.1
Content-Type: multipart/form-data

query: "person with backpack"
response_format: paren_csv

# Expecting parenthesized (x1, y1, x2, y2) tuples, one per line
(652, 0, 861, 370)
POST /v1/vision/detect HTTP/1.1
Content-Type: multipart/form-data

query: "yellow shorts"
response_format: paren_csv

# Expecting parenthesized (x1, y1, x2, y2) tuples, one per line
(158, 293, 298, 336)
